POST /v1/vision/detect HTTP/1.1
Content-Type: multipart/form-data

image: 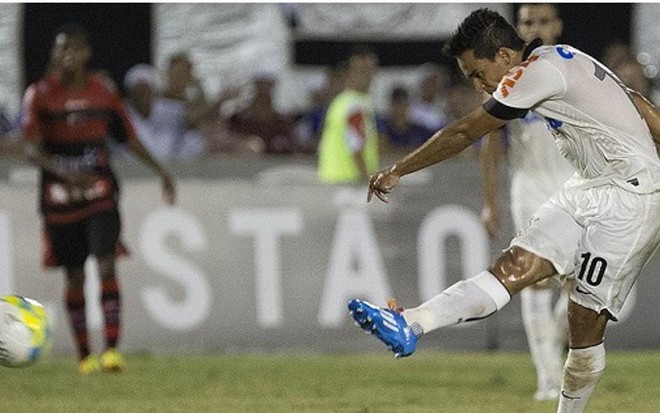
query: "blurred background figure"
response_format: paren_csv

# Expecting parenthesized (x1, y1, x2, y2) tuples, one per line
(159, 52, 229, 159)
(228, 70, 298, 154)
(22, 24, 175, 375)
(0, 105, 20, 154)
(317, 45, 380, 184)
(294, 62, 348, 153)
(379, 85, 434, 152)
(602, 42, 652, 99)
(123, 63, 179, 160)
(409, 63, 450, 132)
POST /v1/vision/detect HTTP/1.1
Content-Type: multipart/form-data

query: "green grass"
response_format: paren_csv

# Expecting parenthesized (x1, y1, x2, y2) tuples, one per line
(1, 351, 659, 412)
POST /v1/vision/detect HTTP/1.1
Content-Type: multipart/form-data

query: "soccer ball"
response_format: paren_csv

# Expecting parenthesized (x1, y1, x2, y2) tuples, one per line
(0, 295, 50, 368)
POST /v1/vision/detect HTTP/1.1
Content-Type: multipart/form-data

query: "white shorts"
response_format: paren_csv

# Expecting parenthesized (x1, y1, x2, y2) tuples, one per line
(510, 185, 660, 320)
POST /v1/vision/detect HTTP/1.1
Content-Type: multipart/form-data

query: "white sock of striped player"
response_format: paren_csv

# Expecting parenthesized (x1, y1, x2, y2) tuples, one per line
(557, 343, 606, 413)
(401, 271, 510, 334)
(520, 288, 563, 399)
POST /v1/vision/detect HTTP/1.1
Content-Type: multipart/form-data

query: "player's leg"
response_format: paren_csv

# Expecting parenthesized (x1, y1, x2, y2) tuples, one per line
(521, 283, 564, 401)
(557, 187, 660, 412)
(64, 265, 91, 360)
(556, 300, 608, 413)
(47, 219, 99, 373)
(88, 209, 124, 372)
(349, 198, 582, 357)
(404, 245, 554, 333)
(349, 246, 554, 357)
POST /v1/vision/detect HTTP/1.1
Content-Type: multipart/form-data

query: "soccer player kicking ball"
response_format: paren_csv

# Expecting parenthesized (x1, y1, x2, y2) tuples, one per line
(349, 9, 660, 413)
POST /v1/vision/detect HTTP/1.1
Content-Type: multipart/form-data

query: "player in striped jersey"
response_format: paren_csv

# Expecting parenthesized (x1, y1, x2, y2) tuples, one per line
(22, 24, 176, 374)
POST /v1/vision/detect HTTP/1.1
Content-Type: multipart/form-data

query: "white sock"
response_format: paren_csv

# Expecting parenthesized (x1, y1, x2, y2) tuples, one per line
(557, 343, 606, 413)
(402, 271, 510, 334)
(521, 288, 564, 393)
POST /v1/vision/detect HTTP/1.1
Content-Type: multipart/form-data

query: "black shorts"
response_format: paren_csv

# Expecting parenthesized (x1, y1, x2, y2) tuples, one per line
(45, 209, 121, 268)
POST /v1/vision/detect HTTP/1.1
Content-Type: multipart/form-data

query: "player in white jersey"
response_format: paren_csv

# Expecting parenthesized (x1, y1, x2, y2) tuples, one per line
(349, 9, 660, 413)
(480, 4, 572, 401)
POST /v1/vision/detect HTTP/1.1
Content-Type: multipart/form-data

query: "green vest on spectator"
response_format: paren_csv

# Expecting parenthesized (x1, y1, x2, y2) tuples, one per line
(318, 90, 379, 183)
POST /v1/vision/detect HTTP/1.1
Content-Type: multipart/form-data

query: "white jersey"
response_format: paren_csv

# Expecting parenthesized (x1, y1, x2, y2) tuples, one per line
(490, 44, 660, 195)
(507, 112, 575, 230)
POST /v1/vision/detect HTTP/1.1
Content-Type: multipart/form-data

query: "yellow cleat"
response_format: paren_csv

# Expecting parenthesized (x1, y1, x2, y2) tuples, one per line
(78, 355, 101, 375)
(100, 348, 124, 373)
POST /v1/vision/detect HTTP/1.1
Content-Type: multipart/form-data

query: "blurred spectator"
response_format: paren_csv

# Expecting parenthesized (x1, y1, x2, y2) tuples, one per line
(159, 52, 221, 158)
(318, 45, 380, 184)
(124, 64, 181, 160)
(0, 106, 20, 154)
(613, 58, 651, 99)
(379, 85, 434, 151)
(602, 41, 631, 71)
(0, 106, 16, 136)
(409, 63, 450, 132)
(228, 70, 299, 154)
(614, 56, 650, 97)
(124, 62, 252, 158)
(294, 62, 348, 152)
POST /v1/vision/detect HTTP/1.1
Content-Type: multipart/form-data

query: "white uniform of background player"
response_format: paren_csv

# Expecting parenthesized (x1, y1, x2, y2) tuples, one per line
(480, 4, 571, 401)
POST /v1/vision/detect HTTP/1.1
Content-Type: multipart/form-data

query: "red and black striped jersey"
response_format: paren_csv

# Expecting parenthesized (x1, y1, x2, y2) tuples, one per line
(22, 72, 138, 224)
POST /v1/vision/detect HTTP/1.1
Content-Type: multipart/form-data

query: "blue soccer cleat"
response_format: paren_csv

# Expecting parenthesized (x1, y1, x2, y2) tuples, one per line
(348, 298, 418, 358)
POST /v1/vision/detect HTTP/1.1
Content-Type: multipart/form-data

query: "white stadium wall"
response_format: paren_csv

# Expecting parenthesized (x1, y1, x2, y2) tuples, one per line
(0, 157, 655, 355)
(0, 4, 22, 115)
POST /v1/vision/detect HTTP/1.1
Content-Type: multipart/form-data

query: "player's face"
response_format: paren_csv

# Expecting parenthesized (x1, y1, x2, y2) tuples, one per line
(517, 5, 562, 45)
(52, 33, 91, 74)
(457, 49, 515, 95)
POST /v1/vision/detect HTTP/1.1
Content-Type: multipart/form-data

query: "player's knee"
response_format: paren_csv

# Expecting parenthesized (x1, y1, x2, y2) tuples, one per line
(488, 246, 554, 294)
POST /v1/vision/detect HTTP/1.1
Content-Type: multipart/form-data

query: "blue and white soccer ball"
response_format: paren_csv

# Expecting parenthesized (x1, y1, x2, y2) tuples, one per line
(0, 295, 50, 368)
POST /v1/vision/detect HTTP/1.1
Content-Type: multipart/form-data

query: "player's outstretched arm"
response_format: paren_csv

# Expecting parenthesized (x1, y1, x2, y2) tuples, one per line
(629, 88, 660, 147)
(127, 138, 177, 205)
(368, 106, 506, 203)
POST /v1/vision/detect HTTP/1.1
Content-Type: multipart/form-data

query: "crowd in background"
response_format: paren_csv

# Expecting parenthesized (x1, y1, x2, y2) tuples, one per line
(0, 39, 654, 161)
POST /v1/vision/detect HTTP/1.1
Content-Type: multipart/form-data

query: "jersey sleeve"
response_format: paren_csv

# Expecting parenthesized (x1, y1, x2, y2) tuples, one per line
(487, 55, 566, 119)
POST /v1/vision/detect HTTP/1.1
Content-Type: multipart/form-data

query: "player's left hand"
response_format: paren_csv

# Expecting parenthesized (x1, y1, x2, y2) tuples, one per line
(367, 167, 400, 203)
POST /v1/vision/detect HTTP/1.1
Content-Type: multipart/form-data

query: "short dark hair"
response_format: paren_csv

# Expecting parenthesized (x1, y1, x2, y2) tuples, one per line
(444, 8, 525, 60)
(54, 23, 90, 44)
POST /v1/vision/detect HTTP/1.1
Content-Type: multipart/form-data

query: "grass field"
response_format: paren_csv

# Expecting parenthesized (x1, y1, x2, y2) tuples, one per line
(1, 350, 659, 412)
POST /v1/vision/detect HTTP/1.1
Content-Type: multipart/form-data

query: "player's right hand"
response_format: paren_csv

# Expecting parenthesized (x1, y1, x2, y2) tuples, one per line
(367, 167, 400, 203)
